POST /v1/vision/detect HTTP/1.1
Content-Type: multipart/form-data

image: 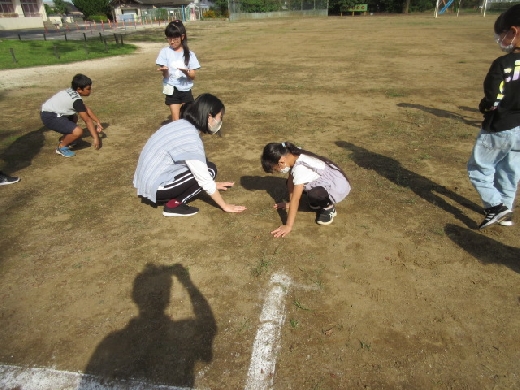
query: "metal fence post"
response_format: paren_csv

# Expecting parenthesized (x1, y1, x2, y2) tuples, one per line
(9, 48, 18, 63)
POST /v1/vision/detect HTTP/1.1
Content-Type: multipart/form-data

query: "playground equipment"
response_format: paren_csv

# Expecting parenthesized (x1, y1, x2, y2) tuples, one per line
(434, 0, 462, 17)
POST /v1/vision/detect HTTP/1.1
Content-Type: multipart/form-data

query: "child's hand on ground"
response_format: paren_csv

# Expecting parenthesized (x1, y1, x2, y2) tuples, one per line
(216, 182, 234, 191)
(273, 202, 288, 209)
(221, 203, 246, 213)
(93, 138, 100, 150)
(271, 225, 292, 238)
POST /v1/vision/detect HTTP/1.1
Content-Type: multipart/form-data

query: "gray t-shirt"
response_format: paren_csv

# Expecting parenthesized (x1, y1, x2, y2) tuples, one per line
(41, 88, 86, 116)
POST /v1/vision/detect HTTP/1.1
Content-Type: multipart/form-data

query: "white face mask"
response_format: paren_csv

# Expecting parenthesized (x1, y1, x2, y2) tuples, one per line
(208, 117, 222, 134)
(279, 166, 291, 174)
(496, 32, 517, 53)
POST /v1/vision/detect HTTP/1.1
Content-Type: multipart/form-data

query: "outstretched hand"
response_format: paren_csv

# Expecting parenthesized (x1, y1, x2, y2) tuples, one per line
(157, 66, 169, 78)
(222, 203, 246, 213)
(216, 182, 234, 191)
(271, 225, 292, 238)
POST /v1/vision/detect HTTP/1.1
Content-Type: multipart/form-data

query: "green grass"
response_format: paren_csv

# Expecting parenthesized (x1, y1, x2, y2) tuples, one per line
(0, 39, 137, 69)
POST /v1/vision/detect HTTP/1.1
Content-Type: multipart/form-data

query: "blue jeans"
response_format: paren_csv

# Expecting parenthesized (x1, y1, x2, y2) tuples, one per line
(467, 127, 520, 210)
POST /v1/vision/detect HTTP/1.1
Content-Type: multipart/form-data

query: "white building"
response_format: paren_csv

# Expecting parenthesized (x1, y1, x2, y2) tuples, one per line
(0, 0, 47, 30)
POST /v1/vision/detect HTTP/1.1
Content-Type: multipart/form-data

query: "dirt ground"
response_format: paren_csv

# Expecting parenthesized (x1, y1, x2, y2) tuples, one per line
(1, 14, 519, 389)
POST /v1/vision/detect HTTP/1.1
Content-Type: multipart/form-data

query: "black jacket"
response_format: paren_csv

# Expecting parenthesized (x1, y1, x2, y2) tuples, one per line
(480, 51, 520, 132)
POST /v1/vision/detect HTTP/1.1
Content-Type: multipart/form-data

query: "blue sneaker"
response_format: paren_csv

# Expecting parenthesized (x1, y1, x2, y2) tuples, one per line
(56, 146, 75, 157)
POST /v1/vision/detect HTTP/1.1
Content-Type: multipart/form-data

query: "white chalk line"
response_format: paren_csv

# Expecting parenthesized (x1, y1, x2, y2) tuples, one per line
(0, 364, 192, 390)
(244, 272, 292, 390)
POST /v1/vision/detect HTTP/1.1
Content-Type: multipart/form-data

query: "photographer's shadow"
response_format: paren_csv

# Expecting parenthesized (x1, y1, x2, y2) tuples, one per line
(336, 141, 481, 228)
(445, 224, 520, 273)
(78, 263, 216, 388)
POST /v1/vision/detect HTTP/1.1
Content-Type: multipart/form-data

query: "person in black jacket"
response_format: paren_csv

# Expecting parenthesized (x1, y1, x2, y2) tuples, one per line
(467, 5, 520, 229)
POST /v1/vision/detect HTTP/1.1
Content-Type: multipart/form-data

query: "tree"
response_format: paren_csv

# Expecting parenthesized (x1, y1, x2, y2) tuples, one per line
(44, 3, 54, 14)
(53, 0, 69, 14)
(213, 0, 229, 16)
(72, 0, 110, 19)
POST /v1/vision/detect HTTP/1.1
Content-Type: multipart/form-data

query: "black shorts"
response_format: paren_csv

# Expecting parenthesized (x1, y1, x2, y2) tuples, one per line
(40, 111, 77, 134)
(165, 88, 194, 105)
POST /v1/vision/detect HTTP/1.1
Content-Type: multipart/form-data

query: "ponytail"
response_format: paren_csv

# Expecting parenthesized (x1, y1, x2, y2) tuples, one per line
(261, 141, 348, 181)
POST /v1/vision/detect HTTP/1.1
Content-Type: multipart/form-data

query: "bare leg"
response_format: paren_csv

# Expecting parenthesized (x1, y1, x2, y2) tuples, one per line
(169, 104, 182, 121)
(59, 126, 83, 147)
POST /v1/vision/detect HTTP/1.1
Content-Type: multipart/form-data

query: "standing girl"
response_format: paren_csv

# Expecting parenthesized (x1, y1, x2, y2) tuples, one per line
(261, 142, 351, 238)
(156, 20, 200, 121)
(467, 5, 520, 228)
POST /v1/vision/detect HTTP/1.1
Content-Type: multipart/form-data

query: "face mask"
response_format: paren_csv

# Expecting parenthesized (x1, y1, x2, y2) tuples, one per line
(279, 166, 291, 174)
(500, 40, 516, 53)
(496, 32, 517, 53)
(208, 117, 222, 134)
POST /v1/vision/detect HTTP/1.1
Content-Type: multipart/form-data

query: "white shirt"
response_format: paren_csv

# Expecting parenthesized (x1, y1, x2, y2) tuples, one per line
(156, 47, 200, 91)
(291, 155, 323, 185)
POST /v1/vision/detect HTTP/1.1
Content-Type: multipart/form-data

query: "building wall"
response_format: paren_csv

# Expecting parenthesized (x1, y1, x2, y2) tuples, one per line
(0, 0, 46, 30)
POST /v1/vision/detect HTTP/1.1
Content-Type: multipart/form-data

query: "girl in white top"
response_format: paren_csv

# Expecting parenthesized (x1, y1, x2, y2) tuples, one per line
(156, 20, 200, 121)
(261, 142, 351, 237)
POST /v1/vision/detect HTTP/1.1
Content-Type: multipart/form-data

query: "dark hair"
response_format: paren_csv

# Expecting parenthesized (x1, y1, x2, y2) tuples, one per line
(261, 141, 348, 180)
(71, 73, 92, 90)
(164, 20, 190, 67)
(494, 13, 506, 34)
(181, 93, 225, 134)
(498, 4, 520, 32)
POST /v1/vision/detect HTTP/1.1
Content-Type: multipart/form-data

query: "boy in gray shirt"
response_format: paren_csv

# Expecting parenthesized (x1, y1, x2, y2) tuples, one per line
(40, 73, 103, 157)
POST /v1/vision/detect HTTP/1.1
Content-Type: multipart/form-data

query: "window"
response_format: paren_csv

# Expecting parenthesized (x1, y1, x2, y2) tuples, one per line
(21, 0, 39, 16)
(0, 0, 15, 14)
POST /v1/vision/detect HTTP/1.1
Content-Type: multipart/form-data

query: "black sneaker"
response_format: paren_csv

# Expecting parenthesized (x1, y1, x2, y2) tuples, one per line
(0, 171, 20, 186)
(498, 213, 514, 226)
(316, 206, 337, 226)
(479, 204, 511, 229)
(163, 203, 199, 217)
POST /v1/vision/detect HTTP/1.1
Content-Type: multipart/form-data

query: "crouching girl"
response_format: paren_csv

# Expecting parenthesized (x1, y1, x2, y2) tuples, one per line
(261, 142, 351, 238)
(134, 94, 246, 216)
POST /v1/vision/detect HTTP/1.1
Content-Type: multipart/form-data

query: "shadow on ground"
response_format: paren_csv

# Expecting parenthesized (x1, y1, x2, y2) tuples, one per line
(241, 175, 289, 222)
(0, 127, 47, 173)
(336, 141, 481, 229)
(445, 224, 520, 273)
(78, 263, 216, 388)
(397, 103, 482, 127)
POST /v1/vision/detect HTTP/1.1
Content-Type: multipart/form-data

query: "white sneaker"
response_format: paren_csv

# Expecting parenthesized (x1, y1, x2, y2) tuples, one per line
(498, 213, 514, 226)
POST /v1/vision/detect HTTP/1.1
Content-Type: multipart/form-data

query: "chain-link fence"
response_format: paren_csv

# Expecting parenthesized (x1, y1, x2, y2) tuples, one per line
(230, 0, 327, 12)
(118, 7, 205, 23)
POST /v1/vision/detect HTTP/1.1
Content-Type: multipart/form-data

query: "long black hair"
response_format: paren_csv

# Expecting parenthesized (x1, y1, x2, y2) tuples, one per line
(181, 94, 225, 134)
(164, 20, 190, 67)
(261, 141, 348, 180)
